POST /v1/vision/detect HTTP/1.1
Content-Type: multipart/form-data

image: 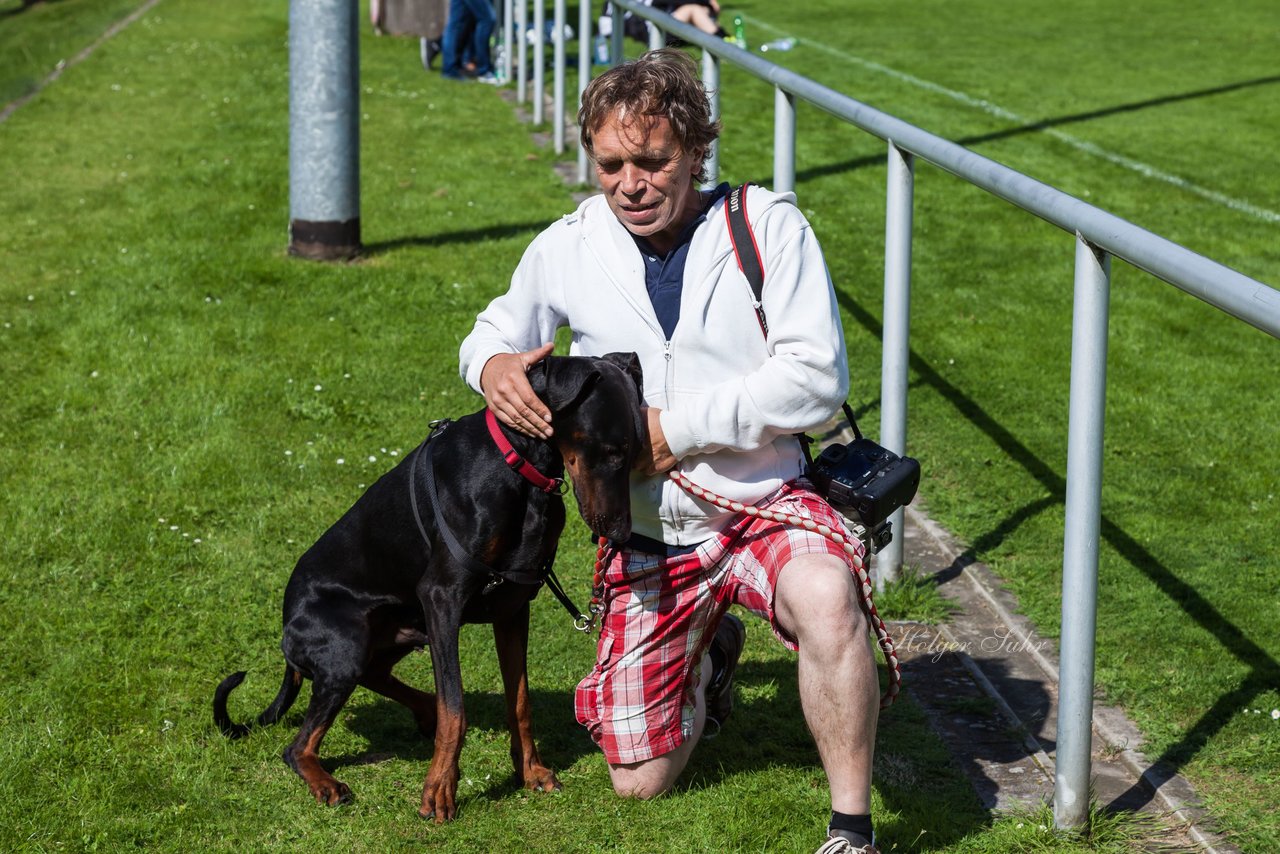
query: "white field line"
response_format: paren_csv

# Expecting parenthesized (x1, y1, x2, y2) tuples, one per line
(744, 15, 1280, 224)
(0, 0, 165, 124)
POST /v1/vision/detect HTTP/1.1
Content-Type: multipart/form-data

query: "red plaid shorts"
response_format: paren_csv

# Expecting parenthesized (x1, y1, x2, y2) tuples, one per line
(573, 482, 864, 765)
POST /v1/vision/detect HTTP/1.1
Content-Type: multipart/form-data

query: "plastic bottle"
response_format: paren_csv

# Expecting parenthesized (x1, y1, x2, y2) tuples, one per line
(760, 37, 796, 52)
(732, 15, 746, 50)
(493, 42, 508, 83)
(592, 34, 610, 65)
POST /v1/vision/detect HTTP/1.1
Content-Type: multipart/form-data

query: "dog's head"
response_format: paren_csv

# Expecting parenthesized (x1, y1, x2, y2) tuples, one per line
(530, 352, 645, 541)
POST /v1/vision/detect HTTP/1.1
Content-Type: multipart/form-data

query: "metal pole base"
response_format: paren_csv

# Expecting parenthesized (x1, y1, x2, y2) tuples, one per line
(288, 218, 362, 261)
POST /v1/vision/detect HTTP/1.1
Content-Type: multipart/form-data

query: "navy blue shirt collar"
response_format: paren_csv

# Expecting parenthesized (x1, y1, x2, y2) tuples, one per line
(631, 183, 731, 340)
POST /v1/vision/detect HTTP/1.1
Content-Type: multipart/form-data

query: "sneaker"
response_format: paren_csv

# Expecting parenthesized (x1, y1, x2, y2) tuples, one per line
(474, 72, 502, 86)
(703, 612, 746, 732)
(814, 833, 879, 854)
(419, 37, 441, 70)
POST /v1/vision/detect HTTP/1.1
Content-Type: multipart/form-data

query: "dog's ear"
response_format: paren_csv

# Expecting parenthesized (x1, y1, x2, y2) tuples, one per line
(599, 352, 646, 450)
(600, 351, 644, 398)
(535, 356, 601, 414)
(526, 357, 550, 401)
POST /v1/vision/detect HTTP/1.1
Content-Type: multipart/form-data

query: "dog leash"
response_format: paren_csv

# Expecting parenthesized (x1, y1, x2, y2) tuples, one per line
(658, 470, 901, 709)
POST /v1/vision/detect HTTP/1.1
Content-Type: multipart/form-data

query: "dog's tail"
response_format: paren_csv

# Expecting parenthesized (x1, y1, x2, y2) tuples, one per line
(213, 665, 304, 739)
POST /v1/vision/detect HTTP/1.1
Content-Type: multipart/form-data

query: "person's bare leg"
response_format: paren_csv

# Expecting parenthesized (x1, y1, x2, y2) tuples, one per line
(773, 553, 879, 814)
(671, 5, 721, 35)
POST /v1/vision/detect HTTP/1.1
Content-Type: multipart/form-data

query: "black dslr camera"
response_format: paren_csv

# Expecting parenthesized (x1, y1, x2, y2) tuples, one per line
(805, 405, 921, 554)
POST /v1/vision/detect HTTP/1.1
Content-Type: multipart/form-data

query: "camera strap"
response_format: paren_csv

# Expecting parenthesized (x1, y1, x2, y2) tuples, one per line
(842, 401, 865, 441)
(725, 182, 769, 336)
(726, 183, 823, 466)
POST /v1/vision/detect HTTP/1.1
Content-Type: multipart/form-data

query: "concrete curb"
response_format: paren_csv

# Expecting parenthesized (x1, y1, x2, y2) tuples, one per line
(902, 503, 1239, 853)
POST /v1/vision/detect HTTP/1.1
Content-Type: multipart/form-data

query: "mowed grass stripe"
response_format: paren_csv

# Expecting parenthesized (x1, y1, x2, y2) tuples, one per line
(742, 13, 1280, 225)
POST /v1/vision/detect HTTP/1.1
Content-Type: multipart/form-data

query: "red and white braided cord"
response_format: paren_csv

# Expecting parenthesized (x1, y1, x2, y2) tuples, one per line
(666, 470, 900, 709)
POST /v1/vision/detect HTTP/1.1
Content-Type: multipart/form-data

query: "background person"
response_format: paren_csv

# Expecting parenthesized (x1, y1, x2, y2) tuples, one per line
(600, 0, 727, 43)
(441, 0, 499, 83)
(658, 0, 726, 39)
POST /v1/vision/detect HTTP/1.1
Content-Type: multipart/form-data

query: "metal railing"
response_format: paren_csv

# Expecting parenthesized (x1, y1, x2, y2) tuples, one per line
(507, 0, 1280, 833)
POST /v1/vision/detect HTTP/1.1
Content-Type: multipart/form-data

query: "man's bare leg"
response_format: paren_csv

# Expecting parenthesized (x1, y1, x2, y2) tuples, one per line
(671, 5, 721, 35)
(774, 552, 879, 814)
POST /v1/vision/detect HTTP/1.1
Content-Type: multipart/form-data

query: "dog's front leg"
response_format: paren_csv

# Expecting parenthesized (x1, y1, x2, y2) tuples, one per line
(494, 602, 561, 793)
(420, 606, 465, 822)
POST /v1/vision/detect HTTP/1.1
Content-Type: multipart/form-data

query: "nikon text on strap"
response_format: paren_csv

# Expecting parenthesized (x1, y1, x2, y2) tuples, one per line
(725, 182, 768, 335)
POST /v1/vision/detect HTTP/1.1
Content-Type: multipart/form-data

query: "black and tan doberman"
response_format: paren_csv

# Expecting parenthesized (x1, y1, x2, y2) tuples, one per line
(213, 353, 644, 821)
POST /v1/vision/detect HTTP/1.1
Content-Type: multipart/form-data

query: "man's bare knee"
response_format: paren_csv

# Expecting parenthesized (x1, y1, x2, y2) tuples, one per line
(611, 776, 671, 800)
(608, 734, 701, 798)
(776, 553, 866, 638)
(609, 761, 677, 800)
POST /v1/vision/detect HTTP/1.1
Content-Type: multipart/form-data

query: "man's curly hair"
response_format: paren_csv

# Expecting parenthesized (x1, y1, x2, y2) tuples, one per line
(578, 48, 721, 184)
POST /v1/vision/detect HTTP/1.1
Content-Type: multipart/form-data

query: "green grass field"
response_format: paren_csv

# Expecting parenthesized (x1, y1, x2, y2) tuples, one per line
(2, 0, 1276, 850)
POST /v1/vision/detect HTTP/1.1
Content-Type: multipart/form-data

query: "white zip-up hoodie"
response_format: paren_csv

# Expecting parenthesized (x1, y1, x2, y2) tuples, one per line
(460, 184, 849, 545)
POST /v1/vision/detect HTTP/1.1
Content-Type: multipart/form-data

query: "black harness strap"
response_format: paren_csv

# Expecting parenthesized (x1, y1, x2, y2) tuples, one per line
(409, 420, 591, 626)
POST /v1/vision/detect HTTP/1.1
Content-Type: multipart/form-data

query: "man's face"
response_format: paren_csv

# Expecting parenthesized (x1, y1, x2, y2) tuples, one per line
(592, 110, 703, 255)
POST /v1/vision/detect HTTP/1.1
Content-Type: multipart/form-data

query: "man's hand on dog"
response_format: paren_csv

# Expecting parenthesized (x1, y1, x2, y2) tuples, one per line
(481, 344, 556, 438)
(482, 347, 675, 476)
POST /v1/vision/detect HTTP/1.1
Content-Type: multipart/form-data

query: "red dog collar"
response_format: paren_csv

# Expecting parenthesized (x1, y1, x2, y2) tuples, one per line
(485, 409, 564, 494)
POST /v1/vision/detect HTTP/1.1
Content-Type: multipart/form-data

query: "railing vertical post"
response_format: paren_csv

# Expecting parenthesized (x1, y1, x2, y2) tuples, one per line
(576, 0, 591, 183)
(503, 0, 515, 84)
(533, 0, 545, 123)
(553, 0, 566, 152)
(773, 87, 795, 194)
(701, 48, 720, 189)
(516, 0, 527, 103)
(648, 19, 665, 49)
(1054, 233, 1111, 832)
(877, 140, 914, 586)
(288, 0, 360, 260)
(610, 5, 623, 64)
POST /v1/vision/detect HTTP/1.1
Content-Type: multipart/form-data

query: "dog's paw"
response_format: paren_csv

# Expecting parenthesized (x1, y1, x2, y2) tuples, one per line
(523, 764, 562, 793)
(310, 778, 353, 806)
(419, 768, 459, 823)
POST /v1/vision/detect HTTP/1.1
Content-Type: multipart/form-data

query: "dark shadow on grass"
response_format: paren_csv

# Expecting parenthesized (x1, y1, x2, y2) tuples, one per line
(675, 658, 992, 850)
(359, 221, 552, 257)
(2, 0, 69, 18)
(835, 290, 1280, 812)
(957, 74, 1280, 150)
(331, 686, 592, 781)
(772, 74, 1280, 187)
(931, 495, 1057, 585)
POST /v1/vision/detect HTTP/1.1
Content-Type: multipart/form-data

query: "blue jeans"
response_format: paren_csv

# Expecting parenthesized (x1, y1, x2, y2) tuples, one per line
(442, 0, 495, 78)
